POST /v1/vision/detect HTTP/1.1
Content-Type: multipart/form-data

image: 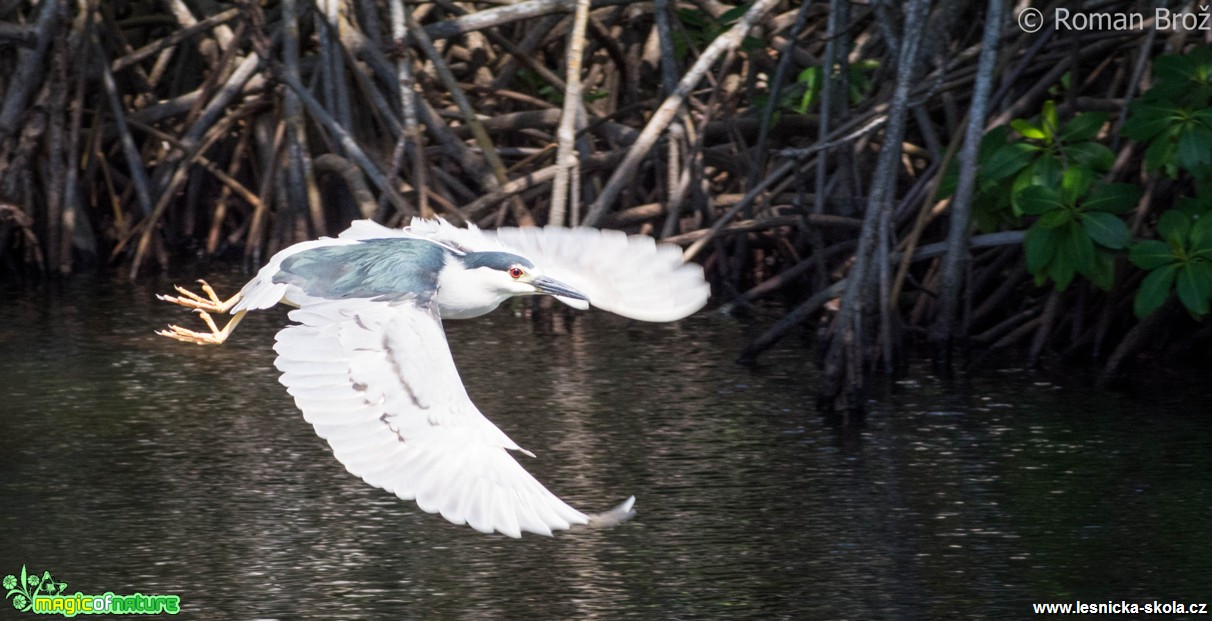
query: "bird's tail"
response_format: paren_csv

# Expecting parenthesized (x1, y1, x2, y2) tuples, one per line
(585, 496, 637, 529)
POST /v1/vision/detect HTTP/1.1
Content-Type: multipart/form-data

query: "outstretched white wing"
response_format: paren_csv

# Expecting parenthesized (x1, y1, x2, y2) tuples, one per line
(340, 219, 711, 322)
(273, 297, 631, 537)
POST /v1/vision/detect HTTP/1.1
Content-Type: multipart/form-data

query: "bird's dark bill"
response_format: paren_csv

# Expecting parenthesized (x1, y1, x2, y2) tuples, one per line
(531, 275, 588, 301)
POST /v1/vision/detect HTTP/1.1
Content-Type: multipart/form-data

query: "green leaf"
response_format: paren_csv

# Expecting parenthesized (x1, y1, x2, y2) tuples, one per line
(1123, 102, 1179, 141)
(1038, 209, 1072, 229)
(1176, 261, 1212, 316)
(1081, 211, 1131, 249)
(1041, 100, 1059, 140)
(1064, 142, 1115, 171)
(937, 170, 958, 199)
(1031, 154, 1064, 187)
(1134, 263, 1179, 317)
(973, 188, 1016, 230)
(1177, 125, 1212, 173)
(1025, 225, 1059, 275)
(1060, 166, 1094, 205)
(1010, 156, 1063, 216)
(1192, 213, 1212, 252)
(1062, 221, 1096, 276)
(973, 195, 1010, 232)
(1192, 107, 1212, 126)
(977, 175, 1003, 196)
(1061, 112, 1108, 142)
(1130, 240, 1178, 270)
(1154, 53, 1197, 84)
(677, 8, 706, 27)
(1011, 118, 1046, 140)
(1019, 186, 1064, 215)
(1089, 249, 1116, 291)
(981, 142, 1037, 181)
(977, 125, 1013, 161)
(671, 30, 689, 59)
(718, 4, 748, 24)
(1049, 250, 1077, 290)
(740, 36, 765, 53)
(853, 58, 881, 73)
(1143, 129, 1178, 172)
(797, 67, 821, 112)
(1158, 210, 1193, 245)
(1084, 183, 1143, 214)
(1177, 190, 1212, 215)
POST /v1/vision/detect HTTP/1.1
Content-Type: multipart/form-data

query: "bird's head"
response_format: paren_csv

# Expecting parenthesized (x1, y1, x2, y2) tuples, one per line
(436, 250, 588, 318)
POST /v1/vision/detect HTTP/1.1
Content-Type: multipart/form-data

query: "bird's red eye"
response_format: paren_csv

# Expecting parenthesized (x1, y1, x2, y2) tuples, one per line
(509, 267, 524, 279)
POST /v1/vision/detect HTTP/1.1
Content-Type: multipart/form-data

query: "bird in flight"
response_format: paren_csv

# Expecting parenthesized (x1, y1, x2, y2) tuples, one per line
(157, 218, 709, 537)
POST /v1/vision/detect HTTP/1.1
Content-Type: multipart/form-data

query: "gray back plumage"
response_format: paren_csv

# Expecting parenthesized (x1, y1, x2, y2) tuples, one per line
(274, 238, 448, 302)
(457, 251, 533, 271)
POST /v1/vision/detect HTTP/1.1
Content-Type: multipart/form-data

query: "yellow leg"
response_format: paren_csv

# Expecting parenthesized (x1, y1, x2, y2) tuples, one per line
(157, 279, 242, 314)
(157, 309, 248, 346)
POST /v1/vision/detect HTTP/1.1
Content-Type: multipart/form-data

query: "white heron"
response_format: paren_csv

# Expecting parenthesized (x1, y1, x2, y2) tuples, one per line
(157, 218, 710, 538)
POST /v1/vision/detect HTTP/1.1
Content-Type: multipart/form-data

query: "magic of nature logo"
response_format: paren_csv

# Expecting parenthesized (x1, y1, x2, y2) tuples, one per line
(3, 565, 180, 617)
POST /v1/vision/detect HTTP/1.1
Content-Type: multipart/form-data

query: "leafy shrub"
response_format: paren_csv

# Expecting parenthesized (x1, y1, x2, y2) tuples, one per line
(942, 47, 1212, 319)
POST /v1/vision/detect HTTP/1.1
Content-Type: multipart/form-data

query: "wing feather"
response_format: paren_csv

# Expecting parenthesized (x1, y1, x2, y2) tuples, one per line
(273, 297, 601, 537)
(489, 225, 710, 321)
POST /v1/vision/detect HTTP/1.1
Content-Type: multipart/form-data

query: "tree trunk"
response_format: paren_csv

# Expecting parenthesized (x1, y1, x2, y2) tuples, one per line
(818, 0, 929, 411)
(930, 0, 1005, 368)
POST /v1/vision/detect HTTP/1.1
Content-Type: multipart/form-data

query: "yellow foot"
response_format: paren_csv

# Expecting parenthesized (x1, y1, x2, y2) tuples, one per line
(157, 279, 241, 314)
(157, 309, 247, 346)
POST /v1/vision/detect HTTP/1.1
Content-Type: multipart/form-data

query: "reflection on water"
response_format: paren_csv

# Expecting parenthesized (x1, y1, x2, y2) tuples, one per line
(1, 273, 1210, 618)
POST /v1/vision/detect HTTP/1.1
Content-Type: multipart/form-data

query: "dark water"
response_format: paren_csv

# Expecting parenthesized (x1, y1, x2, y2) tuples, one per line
(1, 273, 1210, 619)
